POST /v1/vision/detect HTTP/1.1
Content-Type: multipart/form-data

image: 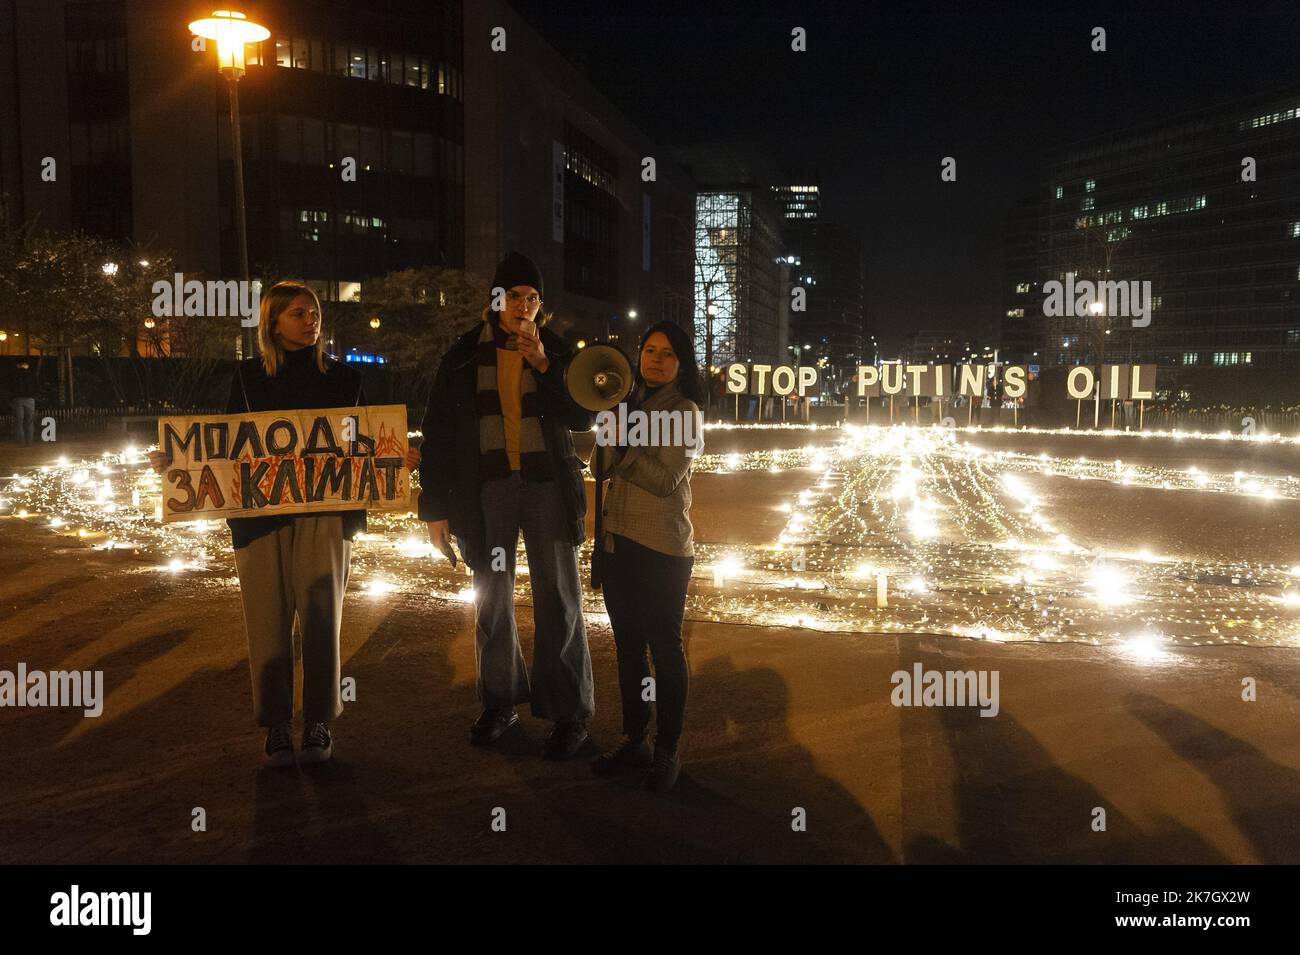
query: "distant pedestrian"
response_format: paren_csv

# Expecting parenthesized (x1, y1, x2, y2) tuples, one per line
(9, 360, 36, 447)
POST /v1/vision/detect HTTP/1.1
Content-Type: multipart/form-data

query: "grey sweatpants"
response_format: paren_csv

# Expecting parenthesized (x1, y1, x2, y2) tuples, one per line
(233, 515, 351, 726)
(467, 474, 594, 721)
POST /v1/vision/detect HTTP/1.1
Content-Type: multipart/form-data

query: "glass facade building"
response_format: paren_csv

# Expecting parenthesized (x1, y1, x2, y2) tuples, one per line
(1003, 86, 1300, 369)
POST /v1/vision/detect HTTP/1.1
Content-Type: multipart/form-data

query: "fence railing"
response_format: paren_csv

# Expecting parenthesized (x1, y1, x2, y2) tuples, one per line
(1, 405, 225, 434)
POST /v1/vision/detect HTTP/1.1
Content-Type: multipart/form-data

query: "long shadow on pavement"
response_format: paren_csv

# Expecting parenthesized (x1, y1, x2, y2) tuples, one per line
(1125, 690, 1300, 864)
(902, 651, 1226, 863)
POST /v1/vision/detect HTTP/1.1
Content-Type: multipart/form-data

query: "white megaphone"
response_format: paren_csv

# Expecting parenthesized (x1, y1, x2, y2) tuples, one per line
(563, 343, 633, 590)
(564, 342, 633, 411)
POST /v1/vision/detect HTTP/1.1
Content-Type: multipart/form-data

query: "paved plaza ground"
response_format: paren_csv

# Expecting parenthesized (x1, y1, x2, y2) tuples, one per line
(1, 425, 1297, 863)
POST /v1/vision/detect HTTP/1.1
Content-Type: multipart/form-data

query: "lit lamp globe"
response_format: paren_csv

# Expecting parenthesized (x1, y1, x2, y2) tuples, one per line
(144, 317, 156, 329)
(188, 9, 270, 77)
(369, 316, 381, 329)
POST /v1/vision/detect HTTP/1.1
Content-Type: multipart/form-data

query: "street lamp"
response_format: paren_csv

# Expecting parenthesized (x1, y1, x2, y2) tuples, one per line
(188, 9, 270, 359)
(101, 262, 118, 277)
(1088, 299, 1107, 428)
(704, 302, 717, 417)
(628, 309, 637, 320)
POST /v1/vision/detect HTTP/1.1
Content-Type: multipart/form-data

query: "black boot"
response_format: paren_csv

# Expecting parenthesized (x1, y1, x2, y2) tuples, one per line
(646, 742, 681, 793)
(591, 736, 652, 776)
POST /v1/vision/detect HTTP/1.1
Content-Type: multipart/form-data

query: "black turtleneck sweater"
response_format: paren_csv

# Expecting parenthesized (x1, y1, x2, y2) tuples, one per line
(224, 347, 367, 549)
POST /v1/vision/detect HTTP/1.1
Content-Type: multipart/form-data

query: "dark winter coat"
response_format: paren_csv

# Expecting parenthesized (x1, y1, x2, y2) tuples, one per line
(417, 323, 593, 571)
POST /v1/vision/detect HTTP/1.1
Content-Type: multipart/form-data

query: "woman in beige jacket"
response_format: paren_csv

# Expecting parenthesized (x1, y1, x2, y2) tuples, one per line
(591, 321, 705, 793)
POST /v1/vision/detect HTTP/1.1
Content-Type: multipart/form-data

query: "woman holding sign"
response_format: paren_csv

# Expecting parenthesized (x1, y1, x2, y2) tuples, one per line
(591, 321, 704, 793)
(150, 281, 413, 768)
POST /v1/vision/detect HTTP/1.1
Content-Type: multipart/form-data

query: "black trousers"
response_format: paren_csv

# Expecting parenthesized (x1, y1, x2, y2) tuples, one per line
(600, 533, 694, 747)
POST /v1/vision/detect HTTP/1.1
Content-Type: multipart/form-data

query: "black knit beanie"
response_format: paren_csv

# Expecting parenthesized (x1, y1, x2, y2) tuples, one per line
(491, 251, 544, 299)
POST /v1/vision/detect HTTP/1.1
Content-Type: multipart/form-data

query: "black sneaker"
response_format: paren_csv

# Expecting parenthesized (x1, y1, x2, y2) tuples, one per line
(264, 722, 295, 768)
(300, 722, 333, 764)
(646, 744, 681, 793)
(591, 736, 653, 776)
(543, 720, 589, 760)
(469, 708, 519, 746)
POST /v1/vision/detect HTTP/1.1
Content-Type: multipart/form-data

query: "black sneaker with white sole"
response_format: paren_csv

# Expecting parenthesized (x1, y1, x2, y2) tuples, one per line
(300, 722, 333, 764)
(264, 722, 295, 768)
(469, 708, 519, 746)
(543, 720, 589, 760)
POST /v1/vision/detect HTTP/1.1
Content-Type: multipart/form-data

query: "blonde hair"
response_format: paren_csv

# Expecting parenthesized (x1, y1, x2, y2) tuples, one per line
(258, 280, 327, 377)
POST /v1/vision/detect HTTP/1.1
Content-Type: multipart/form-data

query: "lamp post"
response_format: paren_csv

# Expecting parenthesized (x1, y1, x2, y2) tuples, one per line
(188, 10, 270, 359)
(1089, 299, 1106, 428)
(704, 301, 717, 418)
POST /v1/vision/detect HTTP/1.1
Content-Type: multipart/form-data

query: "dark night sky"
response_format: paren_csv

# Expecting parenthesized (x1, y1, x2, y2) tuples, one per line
(508, 0, 1300, 351)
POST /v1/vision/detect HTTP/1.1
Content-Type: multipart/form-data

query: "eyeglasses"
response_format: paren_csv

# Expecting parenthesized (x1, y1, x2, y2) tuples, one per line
(505, 290, 541, 307)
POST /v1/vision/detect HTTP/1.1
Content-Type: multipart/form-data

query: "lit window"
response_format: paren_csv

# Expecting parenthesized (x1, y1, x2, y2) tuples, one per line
(1055, 186, 1063, 199)
(1015, 282, 1031, 294)
(1081, 197, 1094, 211)
(1291, 222, 1300, 238)
(1085, 179, 1096, 192)
(1182, 353, 1198, 365)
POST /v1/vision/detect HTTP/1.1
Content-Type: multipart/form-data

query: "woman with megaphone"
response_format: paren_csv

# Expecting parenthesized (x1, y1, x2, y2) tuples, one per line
(591, 321, 705, 793)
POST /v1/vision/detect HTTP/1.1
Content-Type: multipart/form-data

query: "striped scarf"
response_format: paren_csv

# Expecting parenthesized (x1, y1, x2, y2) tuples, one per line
(476, 316, 551, 482)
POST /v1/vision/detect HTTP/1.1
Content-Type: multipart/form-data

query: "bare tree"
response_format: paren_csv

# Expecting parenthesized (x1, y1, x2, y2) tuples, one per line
(358, 266, 490, 405)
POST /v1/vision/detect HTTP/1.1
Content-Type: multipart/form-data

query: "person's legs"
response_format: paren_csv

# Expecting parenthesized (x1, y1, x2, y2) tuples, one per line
(233, 525, 297, 726)
(288, 515, 350, 725)
(9, 398, 22, 445)
(641, 548, 694, 749)
(474, 475, 531, 710)
(518, 477, 592, 721)
(600, 536, 652, 740)
(20, 398, 35, 446)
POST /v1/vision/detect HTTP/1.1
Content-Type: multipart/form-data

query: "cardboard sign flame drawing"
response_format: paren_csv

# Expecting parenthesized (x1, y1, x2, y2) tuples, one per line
(157, 405, 410, 522)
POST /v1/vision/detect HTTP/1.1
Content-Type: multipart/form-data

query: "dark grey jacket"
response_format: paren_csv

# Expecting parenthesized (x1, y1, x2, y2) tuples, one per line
(417, 322, 593, 571)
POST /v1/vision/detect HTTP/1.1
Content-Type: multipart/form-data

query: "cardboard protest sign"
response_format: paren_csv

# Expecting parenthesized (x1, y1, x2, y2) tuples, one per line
(157, 405, 409, 522)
